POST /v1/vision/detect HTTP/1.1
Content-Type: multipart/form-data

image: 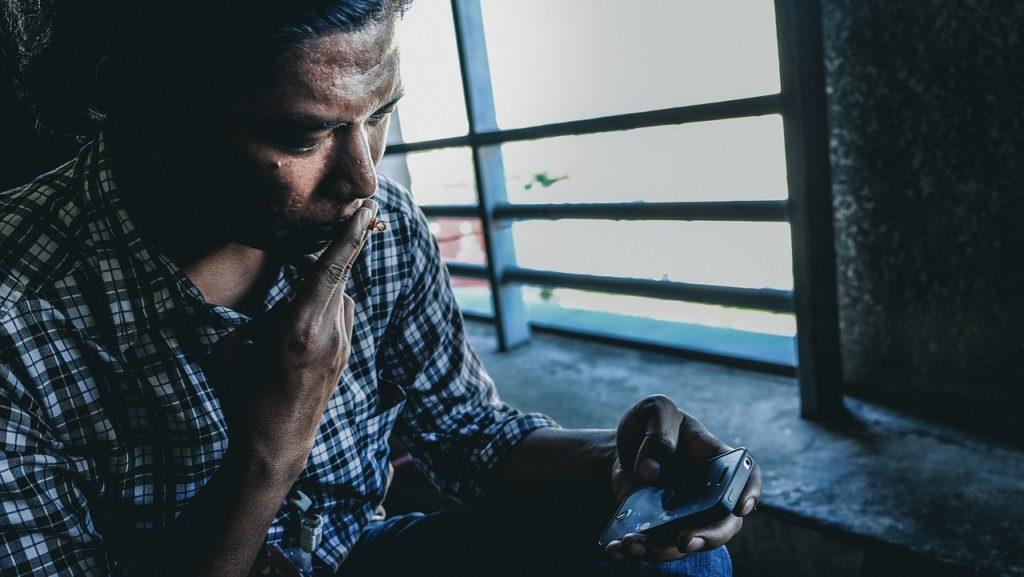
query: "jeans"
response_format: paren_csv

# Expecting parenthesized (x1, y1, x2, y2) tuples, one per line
(338, 511, 732, 577)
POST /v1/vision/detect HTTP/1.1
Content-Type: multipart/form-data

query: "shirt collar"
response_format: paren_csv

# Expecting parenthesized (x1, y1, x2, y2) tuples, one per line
(85, 133, 300, 350)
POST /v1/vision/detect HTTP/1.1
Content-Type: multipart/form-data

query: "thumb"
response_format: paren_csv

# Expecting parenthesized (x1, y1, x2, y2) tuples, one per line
(617, 395, 681, 484)
(633, 418, 678, 484)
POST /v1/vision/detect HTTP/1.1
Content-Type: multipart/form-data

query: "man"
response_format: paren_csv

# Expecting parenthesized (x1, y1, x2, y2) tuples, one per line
(0, 1, 761, 575)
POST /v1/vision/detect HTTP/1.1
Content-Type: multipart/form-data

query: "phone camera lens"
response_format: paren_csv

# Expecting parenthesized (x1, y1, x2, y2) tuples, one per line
(615, 509, 630, 522)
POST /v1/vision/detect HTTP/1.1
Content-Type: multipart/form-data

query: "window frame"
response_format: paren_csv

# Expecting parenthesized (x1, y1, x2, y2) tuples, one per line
(383, 0, 843, 418)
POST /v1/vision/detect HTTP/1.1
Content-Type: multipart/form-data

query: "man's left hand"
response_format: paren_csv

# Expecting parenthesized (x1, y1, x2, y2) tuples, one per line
(604, 395, 762, 563)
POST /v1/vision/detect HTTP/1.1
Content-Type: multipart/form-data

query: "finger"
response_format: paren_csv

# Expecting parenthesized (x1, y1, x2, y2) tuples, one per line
(622, 533, 690, 565)
(676, 412, 730, 463)
(735, 462, 763, 517)
(296, 200, 378, 322)
(604, 541, 626, 561)
(342, 294, 355, 340)
(674, 514, 743, 554)
(634, 418, 679, 483)
(617, 395, 682, 484)
(321, 293, 354, 371)
(639, 542, 689, 564)
(619, 533, 649, 560)
(323, 273, 349, 323)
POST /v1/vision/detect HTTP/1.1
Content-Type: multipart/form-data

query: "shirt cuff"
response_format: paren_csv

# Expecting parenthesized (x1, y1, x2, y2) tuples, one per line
(475, 412, 561, 478)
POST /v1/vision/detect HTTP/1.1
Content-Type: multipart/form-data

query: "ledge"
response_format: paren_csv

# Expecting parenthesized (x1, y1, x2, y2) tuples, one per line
(465, 320, 1024, 577)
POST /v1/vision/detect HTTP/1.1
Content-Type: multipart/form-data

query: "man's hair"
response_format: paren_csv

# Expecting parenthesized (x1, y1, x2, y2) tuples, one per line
(1, 0, 413, 138)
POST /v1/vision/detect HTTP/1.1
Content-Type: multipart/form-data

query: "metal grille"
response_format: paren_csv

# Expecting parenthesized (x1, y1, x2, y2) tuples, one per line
(383, 0, 844, 417)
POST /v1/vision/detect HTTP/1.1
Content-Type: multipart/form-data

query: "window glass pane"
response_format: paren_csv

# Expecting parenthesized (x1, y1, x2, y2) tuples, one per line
(392, 2, 468, 141)
(522, 286, 796, 366)
(512, 220, 793, 290)
(377, 153, 412, 190)
(429, 217, 487, 265)
(379, 148, 478, 206)
(452, 277, 494, 317)
(481, 0, 780, 128)
(503, 116, 787, 203)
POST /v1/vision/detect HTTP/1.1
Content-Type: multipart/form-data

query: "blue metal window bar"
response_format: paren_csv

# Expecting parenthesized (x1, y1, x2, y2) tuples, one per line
(384, 0, 844, 418)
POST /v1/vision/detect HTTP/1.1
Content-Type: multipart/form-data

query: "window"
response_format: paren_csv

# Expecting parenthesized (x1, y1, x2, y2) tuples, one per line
(380, 0, 841, 392)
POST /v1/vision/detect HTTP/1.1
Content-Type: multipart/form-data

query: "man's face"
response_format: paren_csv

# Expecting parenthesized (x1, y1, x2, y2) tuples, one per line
(209, 17, 403, 255)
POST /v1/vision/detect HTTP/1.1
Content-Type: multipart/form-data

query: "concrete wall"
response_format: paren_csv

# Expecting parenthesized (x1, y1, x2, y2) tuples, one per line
(822, 1, 1024, 430)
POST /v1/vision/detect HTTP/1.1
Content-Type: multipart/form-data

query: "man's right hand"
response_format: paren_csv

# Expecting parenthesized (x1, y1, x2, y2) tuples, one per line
(148, 200, 380, 577)
(212, 199, 379, 481)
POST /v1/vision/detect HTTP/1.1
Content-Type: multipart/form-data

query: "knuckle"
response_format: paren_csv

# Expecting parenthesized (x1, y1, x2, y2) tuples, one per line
(637, 394, 672, 414)
(322, 261, 350, 285)
(646, 393, 672, 406)
(722, 515, 744, 539)
(348, 230, 365, 251)
(322, 326, 343, 351)
(288, 325, 318, 351)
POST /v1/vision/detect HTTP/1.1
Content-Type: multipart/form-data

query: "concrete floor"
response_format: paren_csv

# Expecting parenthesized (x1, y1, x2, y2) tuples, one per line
(465, 321, 1024, 577)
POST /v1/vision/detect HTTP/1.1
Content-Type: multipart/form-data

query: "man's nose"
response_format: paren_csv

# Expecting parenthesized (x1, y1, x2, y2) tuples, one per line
(323, 125, 378, 201)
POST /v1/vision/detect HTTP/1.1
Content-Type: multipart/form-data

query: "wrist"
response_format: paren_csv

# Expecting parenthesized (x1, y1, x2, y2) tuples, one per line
(226, 439, 308, 491)
(229, 415, 319, 481)
(502, 428, 616, 490)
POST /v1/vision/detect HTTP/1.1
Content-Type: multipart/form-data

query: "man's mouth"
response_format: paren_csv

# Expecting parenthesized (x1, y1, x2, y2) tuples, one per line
(300, 217, 355, 239)
(270, 217, 353, 253)
(261, 200, 381, 256)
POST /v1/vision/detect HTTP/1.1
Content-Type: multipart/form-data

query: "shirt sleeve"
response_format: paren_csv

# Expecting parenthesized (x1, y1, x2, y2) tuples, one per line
(0, 318, 109, 577)
(378, 201, 559, 503)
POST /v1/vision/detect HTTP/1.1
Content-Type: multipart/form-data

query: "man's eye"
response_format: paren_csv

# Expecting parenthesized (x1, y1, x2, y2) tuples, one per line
(287, 140, 324, 153)
(368, 110, 396, 126)
(276, 133, 328, 153)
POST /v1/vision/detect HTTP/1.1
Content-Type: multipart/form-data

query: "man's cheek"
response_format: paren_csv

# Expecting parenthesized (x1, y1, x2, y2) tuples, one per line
(274, 169, 329, 213)
(236, 152, 302, 198)
(370, 123, 391, 165)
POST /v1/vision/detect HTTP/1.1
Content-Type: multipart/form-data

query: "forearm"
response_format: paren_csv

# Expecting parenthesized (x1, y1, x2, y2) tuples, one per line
(500, 427, 616, 496)
(133, 446, 302, 577)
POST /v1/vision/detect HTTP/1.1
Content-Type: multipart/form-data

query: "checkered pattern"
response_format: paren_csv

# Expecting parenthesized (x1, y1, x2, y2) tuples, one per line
(0, 135, 557, 576)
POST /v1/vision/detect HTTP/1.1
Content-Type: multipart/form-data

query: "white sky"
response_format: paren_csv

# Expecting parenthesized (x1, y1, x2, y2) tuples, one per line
(393, 0, 780, 139)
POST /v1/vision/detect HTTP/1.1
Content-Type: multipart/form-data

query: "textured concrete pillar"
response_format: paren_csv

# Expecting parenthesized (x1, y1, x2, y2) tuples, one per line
(822, 1, 1024, 431)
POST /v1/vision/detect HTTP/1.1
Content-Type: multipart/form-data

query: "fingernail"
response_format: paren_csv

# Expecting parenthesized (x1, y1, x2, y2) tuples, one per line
(636, 457, 661, 480)
(684, 537, 706, 553)
(742, 497, 757, 516)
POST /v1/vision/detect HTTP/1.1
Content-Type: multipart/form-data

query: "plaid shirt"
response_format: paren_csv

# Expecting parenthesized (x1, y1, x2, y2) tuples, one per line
(0, 135, 557, 576)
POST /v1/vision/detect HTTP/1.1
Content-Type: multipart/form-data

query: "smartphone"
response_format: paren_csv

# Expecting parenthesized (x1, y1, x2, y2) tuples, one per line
(598, 447, 754, 547)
